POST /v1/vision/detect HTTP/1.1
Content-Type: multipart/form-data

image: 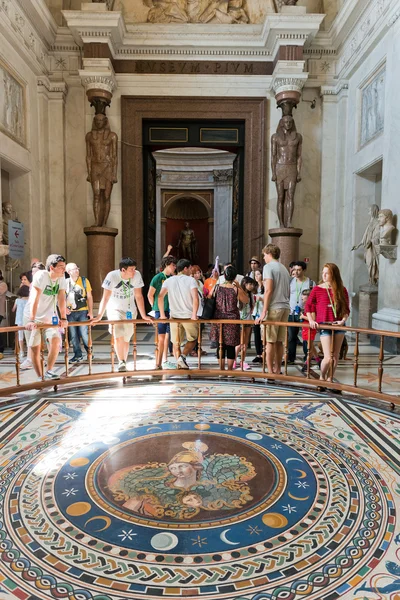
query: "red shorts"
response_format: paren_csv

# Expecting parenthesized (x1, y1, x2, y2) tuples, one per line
(302, 327, 316, 342)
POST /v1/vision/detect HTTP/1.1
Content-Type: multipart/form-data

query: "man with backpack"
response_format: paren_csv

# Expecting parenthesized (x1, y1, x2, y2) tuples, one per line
(65, 263, 93, 363)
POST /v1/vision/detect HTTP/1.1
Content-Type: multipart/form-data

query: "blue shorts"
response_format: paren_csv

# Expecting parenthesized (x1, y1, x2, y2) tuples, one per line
(320, 323, 346, 337)
(155, 311, 170, 335)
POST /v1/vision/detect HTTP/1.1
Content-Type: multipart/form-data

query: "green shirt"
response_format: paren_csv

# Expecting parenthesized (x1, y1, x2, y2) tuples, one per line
(149, 271, 171, 311)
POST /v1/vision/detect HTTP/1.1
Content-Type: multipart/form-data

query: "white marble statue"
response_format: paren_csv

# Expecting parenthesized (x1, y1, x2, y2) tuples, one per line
(378, 209, 395, 245)
(351, 204, 380, 285)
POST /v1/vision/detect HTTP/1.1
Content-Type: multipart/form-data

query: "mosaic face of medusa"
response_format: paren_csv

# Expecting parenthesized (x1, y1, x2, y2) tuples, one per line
(168, 462, 199, 488)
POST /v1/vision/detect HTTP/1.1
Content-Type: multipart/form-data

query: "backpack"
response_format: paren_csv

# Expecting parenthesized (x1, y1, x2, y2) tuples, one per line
(67, 277, 87, 310)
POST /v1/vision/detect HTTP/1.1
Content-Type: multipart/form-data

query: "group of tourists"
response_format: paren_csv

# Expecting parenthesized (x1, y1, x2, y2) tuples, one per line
(13, 244, 350, 389)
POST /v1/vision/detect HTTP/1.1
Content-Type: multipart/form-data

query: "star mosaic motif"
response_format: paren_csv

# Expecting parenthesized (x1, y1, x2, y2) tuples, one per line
(55, 57, 67, 70)
(191, 535, 207, 547)
(224, 427, 234, 432)
(282, 504, 297, 514)
(118, 529, 137, 541)
(271, 444, 282, 450)
(63, 472, 77, 480)
(62, 487, 78, 497)
(295, 481, 310, 489)
(171, 424, 181, 429)
(246, 525, 262, 535)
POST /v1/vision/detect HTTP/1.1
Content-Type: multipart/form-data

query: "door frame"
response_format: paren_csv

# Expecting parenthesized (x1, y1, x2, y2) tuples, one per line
(121, 96, 267, 271)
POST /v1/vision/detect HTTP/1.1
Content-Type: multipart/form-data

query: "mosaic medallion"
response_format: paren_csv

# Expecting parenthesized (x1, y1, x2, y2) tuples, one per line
(0, 382, 397, 600)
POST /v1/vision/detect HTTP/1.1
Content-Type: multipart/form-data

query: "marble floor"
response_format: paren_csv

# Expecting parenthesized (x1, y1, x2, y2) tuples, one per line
(0, 380, 399, 600)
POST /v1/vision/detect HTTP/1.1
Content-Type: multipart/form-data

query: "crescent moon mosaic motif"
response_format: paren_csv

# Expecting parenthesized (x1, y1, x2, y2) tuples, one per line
(0, 381, 397, 600)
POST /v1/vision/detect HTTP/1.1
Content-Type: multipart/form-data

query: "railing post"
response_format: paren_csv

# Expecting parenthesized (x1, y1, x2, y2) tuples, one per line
(353, 331, 359, 387)
(284, 325, 289, 376)
(197, 322, 202, 369)
(64, 324, 69, 377)
(378, 335, 384, 393)
(306, 326, 311, 379)
(329, 328, 335, 381)
(40, 331, 45, 381)
(239, 323, 244, 370)
(133, 322, 137, 371)
(218, 322, 223, 371)
(88, 324, 93, 376)
(110, 324, 115, 372)
(15, 328, 21, 386)
(262, 323, 266, 374)
(154, 325, 159, 370)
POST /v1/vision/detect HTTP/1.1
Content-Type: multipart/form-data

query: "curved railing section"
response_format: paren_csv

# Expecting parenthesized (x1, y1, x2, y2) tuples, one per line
(0, 319, 399, 407)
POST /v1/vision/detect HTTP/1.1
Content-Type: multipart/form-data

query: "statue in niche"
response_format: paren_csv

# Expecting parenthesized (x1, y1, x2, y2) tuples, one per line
(86, 114, 118, 227)
(271, 115, 302, 229)
(378, 209, 395, 244)
(177, 221, 197, 262)
(144, 0, 249, 23)
(351, 204, 380, 285)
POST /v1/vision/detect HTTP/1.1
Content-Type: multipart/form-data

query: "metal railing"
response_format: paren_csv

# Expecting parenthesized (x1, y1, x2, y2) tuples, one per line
(1, 319, 399, 407)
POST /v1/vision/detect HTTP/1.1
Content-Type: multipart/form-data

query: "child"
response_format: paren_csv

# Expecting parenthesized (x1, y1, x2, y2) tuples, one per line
(299, 289, 320, 372)
(12, 285, 30, 359)
(235, 276, 257, 371)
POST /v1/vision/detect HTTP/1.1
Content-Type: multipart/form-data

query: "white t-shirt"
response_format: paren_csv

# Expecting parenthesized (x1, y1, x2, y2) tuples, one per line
(161, 274, 197, 319)
(102, 269, 144, 318)
(30, 270, 67, 323)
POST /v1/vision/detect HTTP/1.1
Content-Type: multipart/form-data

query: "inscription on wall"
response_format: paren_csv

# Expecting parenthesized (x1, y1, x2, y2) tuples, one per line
(114, 60, 272, 75)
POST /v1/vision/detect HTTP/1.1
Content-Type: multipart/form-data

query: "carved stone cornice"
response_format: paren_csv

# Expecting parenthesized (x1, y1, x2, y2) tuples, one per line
(320, 82, 349, 96)
(62, 9, 324, 61)
(37, 77, 68, 101)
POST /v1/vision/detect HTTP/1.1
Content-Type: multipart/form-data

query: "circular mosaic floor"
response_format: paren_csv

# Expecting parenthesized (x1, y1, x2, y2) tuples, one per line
(0, 381, 397, 600)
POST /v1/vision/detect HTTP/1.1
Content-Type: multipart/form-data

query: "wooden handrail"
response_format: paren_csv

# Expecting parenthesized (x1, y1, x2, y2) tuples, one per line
(0, 319, 398, 408)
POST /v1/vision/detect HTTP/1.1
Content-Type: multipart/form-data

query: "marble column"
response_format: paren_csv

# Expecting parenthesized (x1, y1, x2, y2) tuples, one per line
(213, 169, 233, 264)
(37, 78, 68, 256)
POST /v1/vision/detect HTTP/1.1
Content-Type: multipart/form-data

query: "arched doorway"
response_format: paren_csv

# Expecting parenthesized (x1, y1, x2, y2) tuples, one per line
(163, 193, 212, 270)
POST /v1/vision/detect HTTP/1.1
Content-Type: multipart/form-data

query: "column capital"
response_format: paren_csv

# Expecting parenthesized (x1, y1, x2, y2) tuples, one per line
(79, 58, 116, 113)
(270, 66, 308, 115)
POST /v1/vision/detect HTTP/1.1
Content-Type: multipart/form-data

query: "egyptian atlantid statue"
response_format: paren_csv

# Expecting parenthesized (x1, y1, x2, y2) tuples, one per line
(378, 209, 395, 244)
(86, 114, 118, 228)
(271, 115, 302, 229)
(351, 204, 380, 285)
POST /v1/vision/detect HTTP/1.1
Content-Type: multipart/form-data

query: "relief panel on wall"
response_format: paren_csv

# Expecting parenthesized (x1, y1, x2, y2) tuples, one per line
(0, 61, 25, 146)
(360, 67, 385, 148)
(113, 0, 274, 23)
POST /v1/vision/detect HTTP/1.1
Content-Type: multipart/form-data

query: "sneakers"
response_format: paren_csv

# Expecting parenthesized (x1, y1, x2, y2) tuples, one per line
(44, 370, 60, 380)
(69, 356, 84, 364)
(20, 359, 33, 370)
(177, 355, 189, 370)
(117, 360, 127, 372)
(252, 356, 262, 364)
(234, 362, 252, 371)
(162, 360, 177, 370)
